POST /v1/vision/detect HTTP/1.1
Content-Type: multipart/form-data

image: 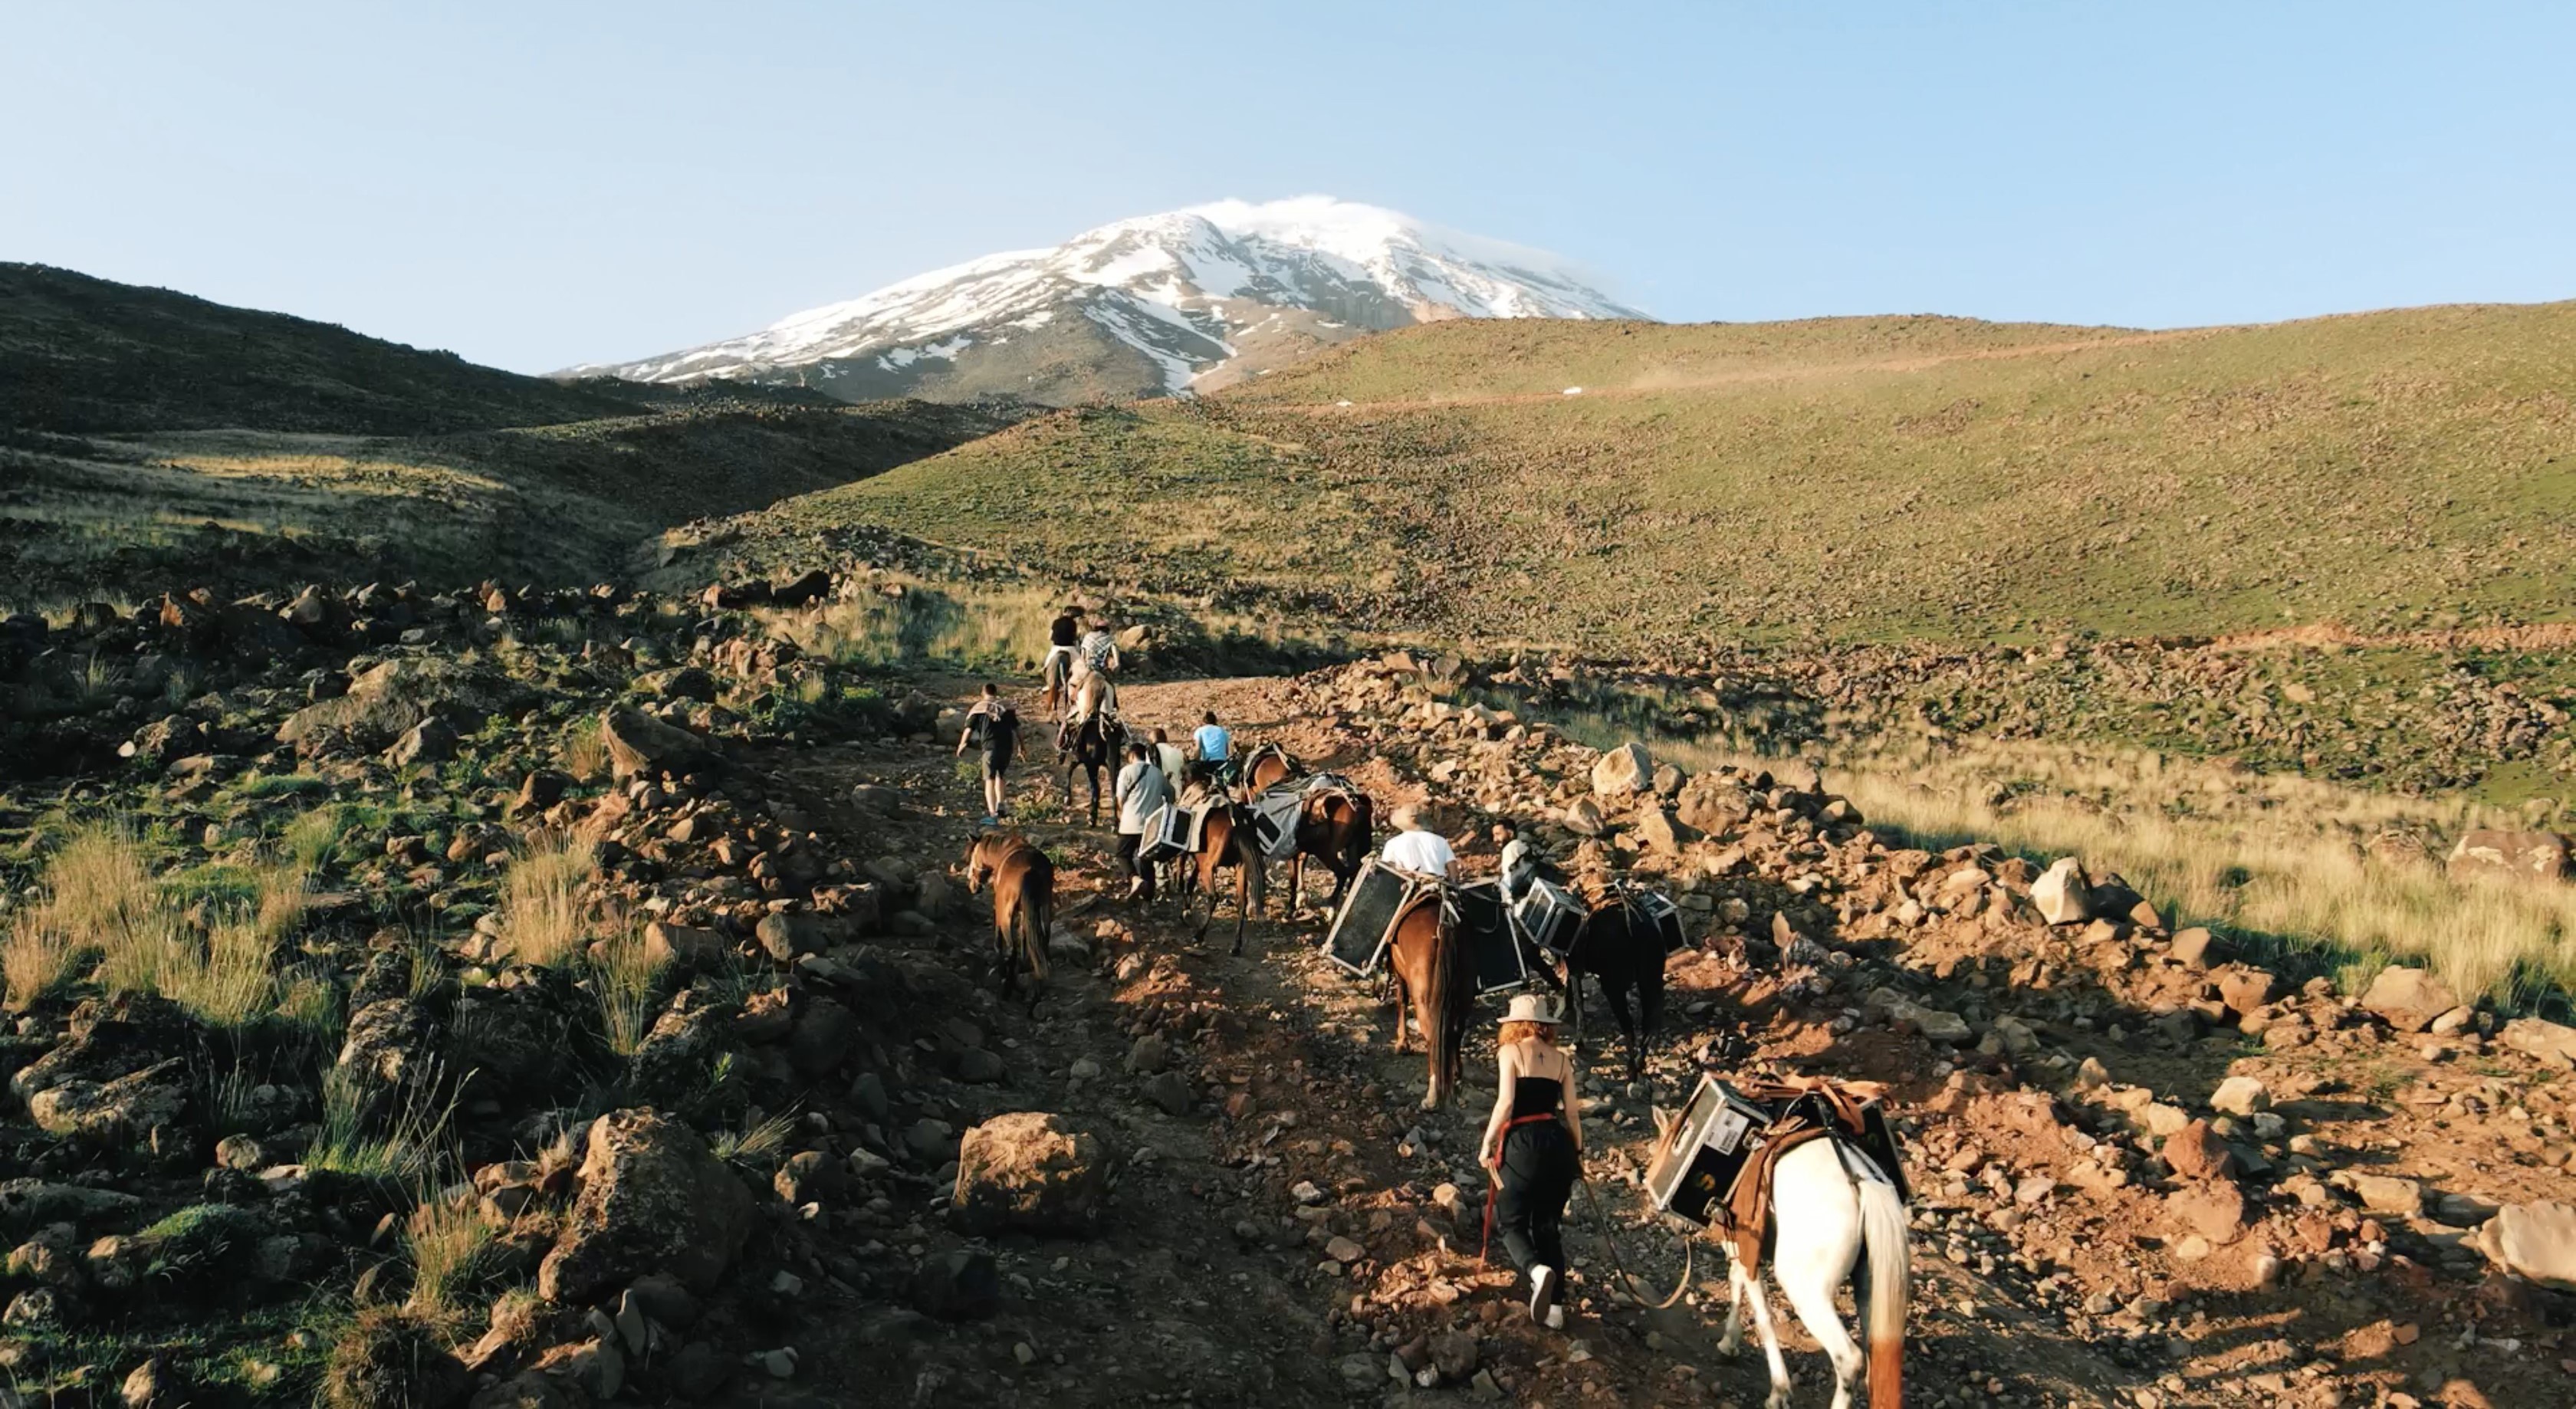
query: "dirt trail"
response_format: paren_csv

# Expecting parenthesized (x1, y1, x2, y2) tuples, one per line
(755, 675, 2177, 1408)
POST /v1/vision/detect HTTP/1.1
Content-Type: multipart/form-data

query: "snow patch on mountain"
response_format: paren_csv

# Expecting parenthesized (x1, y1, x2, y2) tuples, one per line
(566, 196, 1646, 399)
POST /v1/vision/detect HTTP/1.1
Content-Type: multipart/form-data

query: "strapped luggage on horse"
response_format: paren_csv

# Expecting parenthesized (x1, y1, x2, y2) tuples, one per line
(1510, 876, 1585, 962)
(1630, 888, 1687, 954)
(1645, 1074, 1908, 1270)
(1323, 859, 1434, 977)
(1248, 783, 1306, 861)
(1139, 803, 1191, 862)
(1449, 879, 1531, 995)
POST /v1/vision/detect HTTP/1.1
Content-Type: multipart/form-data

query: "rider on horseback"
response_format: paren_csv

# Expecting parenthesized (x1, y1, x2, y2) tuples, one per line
(1042, 605, 1081, 701)
(1190, 709, 1232, 789)
(1381, 803, 1456, 878)
(1057, 617, 1122, 750)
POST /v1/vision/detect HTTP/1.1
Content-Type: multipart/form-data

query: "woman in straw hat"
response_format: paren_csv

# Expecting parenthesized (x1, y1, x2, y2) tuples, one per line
(1477, 991, 1583, 1328)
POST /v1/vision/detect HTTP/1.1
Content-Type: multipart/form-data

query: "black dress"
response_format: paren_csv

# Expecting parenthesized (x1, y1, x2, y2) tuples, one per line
(1497, 1071, 1579, 1276)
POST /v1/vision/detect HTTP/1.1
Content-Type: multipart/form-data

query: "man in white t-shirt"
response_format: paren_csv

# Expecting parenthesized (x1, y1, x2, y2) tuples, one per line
(1379, 804, 1456, 878)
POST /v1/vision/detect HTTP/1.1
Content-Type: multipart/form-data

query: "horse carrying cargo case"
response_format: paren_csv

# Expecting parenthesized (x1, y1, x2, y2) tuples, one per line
(1644, 1075, 1776, 1228)
(1323, 859, 1424, 977)
(1631, 888, 1687, 954)
(1451, 880, 1531, 995)
(1140, 803, 1189, 862)
(1510, 877, 1584, 961)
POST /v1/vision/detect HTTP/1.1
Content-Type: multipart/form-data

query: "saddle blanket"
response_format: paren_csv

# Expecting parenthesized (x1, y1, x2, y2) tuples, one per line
(1250, 788, 1304, 861)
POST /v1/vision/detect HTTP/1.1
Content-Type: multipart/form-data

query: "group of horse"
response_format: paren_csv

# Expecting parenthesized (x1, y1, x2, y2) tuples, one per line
(966, 704, 1904, 1409)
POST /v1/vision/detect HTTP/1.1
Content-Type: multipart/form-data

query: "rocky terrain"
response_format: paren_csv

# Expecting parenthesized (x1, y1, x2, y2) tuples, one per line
(0, 572, 2569, 1409)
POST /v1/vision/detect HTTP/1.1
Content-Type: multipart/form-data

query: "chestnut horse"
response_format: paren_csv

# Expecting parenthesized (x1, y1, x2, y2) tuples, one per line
(1385, 894, 1473, 1109)
(1237, 742, 1296, 797)
(1171, 802, 1269, 955)
(962, 833, 1053, 1010)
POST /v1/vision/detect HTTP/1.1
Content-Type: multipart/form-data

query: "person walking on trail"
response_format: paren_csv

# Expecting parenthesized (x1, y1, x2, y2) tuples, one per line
(954, 684, 1020, 826)
(1191, 710, 1232, 787)
(1380, 803, 1456, 878)
(1150, 727, 1188, 792)
(1113, 741, 1170, 903)
(1477, 993, 1583, 1329)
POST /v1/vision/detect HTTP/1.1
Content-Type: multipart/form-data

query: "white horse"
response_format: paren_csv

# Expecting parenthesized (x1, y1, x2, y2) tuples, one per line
(1716, 1137, 1911, 1409)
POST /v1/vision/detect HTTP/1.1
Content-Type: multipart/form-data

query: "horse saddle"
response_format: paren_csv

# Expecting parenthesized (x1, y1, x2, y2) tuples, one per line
(1249, 787, 1304, 860)
(1646, 1075, 1907, 1273)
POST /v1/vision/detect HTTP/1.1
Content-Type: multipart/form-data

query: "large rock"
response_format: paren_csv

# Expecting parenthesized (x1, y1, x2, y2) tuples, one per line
(1630, 805, 1687, 856)
(1868, 991, 1971, 1045)
(0, 1181, 143, 1238)
(537, 1111, 754, 1303)
(910, 1249, 1000, 1320)
(2473, 1200, 2576, 1291)
(1589, 742, 1653, 800)
(600, 708, 716, 783)
(1674, 777, 1750, 836)
(2499, 1017, 2576, 1070)
(2445, 829, 2571, 884)
(26, 1059, 189, 1142)
(2338, 1171, 2424, 1217)
(951, 1113, 1112, 1237)
(337, 999, 439, 1122)
(2167, 1182, 2247, 1245)
(2360, 966, 2458, 1033)
(278, 659, 514, 757)
(2030, 858, 2091, 926)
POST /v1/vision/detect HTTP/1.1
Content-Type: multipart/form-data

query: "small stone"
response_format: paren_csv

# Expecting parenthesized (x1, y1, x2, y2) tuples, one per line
(2210, 1076, 2269, 1117)
(759, 1348, 797, 1379)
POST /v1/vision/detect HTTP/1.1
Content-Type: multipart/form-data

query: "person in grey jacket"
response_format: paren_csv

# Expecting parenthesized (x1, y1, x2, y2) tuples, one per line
(1114, 741, 1170, 902)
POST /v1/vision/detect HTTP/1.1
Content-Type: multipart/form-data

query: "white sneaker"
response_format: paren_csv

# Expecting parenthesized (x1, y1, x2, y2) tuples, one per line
(1528, 1264, 1559, 1325)
(1545, 1305, 1565, 1330)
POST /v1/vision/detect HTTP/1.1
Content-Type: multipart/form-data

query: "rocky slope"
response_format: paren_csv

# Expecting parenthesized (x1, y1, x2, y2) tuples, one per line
(568, 199, 1647, 406)
(0, 576, 2569, 1409)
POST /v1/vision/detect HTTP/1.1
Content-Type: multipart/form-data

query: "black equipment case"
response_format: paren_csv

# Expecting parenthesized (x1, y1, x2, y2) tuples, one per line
(1631, 889, 1687, 954)
(1452, 881, 1530, 995)
(1510, 877, 1584, 962)
(1324, 859, 1423, 977)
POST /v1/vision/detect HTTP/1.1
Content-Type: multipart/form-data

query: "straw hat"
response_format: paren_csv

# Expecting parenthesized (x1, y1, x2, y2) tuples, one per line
(1500, 993, 1564, 1026)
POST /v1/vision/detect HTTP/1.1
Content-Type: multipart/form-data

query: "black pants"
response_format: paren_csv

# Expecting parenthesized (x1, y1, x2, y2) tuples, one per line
(1497, 1121, 1577, 1276)
(1116, 832, 1156, 902)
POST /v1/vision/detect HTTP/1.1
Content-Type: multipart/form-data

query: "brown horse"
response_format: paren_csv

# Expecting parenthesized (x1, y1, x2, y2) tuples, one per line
(1237, 743, 1296, 798)
(1385, 895, 1473, 1109)
(1286, 790, 1375, 918)
(962, 833, 1053, 1010)
(1171, 802, 1269, 955)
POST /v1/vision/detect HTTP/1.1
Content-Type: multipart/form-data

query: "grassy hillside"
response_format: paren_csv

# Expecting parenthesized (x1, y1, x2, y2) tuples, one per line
(707, 302, 2576, 646)
(0, 262, 683, 434)
(0, 265, 1018, 606)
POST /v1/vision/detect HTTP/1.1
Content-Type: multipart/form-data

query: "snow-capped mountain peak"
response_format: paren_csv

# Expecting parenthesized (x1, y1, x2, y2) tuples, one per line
(565, 197, 1646, 405)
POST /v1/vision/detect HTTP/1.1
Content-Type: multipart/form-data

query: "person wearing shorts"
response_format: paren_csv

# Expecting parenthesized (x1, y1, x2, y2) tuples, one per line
(955, 683, 1020, 825)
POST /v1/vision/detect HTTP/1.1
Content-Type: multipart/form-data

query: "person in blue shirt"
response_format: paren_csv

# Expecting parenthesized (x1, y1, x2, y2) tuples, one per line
(1191, 710, 1232, 787)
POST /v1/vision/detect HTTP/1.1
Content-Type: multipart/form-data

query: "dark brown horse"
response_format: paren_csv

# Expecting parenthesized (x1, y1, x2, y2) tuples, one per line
(1561, 890, 1668, 1084)
(1171, 802, 1269, 955)
(1286, 790, 1375, 918)
(962, 833, 1053, 1010)
(1385, 895, 1473, 1109)
(1061, 714, 1125, 825)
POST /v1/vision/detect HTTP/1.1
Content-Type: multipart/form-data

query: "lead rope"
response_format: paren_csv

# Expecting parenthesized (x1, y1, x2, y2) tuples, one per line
(1577, 1171, 1694, 1310)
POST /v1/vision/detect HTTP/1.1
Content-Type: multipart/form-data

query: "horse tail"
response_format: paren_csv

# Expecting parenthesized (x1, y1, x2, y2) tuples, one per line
(1858, 1151, 1909, 1409)
(1425, 903, 1467, 1097)
(1020, 859, 1054, 985)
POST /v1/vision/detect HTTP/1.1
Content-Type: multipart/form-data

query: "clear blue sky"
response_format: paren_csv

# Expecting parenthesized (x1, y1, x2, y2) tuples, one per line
(8, 2, 2571, 373)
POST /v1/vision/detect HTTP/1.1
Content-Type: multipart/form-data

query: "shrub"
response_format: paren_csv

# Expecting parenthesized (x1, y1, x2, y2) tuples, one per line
(497, 835, 596, 968)
(320, 1307, 468, 1409)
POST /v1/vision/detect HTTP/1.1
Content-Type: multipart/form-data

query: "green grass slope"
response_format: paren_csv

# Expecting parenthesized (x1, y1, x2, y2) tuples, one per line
(0, 262, 675, 434)
(712, 303, 2576, 646)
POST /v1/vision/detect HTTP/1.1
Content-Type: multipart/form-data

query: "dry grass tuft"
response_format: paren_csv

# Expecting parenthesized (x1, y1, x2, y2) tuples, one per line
(403, 1193, 495, 1319)
(560, 715, 611, 783)
(590, 923, 667, 1057)
(498, 834, 597, 968)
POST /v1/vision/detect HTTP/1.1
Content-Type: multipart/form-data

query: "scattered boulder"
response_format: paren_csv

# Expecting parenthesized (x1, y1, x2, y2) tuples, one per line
(27, 1059, 189, 1143)
(537, 1111, 754, 1304)
(2338, 1171, 2424, 1217)
(2167, 1183, 2247, 1245)
(2030, 858, 2091, 926)
(280, 659, 510, 758)
(2162, 1121, 2234, 1182)
(600, 708, 715, 783)
(2210, 1076, 2269, 1118)
(951, 1112, 1112, 1237)
(2361, 966, 2459, 1034)
(1589, 742, 1652, 799)
(2499, 1017, 2576, 1070)
(2472, 1200, 2576, 1291)
(2445, 829, 2571, 884)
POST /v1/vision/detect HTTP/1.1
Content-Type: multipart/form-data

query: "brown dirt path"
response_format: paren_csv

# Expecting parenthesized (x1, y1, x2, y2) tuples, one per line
(747, 673, 2175, 1407)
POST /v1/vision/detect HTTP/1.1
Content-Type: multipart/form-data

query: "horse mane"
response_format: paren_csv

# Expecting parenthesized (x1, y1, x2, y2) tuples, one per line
(1424, 894, 1468, 1096)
